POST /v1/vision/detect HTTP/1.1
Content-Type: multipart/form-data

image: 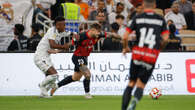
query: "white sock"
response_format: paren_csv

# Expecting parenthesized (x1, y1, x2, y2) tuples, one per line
(40, 74, 57, 87)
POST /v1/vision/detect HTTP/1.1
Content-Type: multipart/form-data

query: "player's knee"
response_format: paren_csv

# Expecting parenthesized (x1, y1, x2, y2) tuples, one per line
(72, 75, 82, 81)
(85, 73, 91, 80)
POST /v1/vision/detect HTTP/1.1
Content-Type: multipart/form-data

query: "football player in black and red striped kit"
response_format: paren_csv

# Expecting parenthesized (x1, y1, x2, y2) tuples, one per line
(121, 0, 169, 110)
(50, 23, 108, 98)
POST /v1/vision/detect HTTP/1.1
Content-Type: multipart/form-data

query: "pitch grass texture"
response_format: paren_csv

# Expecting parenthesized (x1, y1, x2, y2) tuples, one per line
(0, 95, 195, 110)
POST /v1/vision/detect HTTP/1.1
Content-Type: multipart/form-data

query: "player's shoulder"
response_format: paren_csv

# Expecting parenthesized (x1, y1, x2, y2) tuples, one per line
(138, 12, 165, 20)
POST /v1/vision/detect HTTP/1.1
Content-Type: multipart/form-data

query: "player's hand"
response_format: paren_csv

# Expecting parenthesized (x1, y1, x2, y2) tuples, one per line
(122, 47, 130, 55)
(47, 49, 61, 54)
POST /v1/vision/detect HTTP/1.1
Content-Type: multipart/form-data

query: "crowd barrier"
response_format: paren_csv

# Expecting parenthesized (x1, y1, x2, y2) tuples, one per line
(0, 52, 195, 96)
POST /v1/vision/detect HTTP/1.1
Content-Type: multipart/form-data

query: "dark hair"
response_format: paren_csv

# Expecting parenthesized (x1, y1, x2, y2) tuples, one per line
(90, 23, 101, 31)
(136, 3, 142, 8)
(111, 22, 119, 32)
(15, 24, 25, 34)
(116, 2, 124, 7)
(116, 14, 124, 20)
(54, 16, 65, 25)
(31, 23, 40, 32)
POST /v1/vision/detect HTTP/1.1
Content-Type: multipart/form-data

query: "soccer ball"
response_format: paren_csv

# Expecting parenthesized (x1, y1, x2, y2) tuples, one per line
(149, 88, 162, 99)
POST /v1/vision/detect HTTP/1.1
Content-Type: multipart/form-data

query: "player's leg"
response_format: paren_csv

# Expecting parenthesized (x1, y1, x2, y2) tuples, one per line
(122, 60, 139, 110)
(50, 55, 83, 96)
(79, 65, 92, 98)
(128, 65, 154, 110)
(34, 56, 57, 97)
(50, 72, 83, 96)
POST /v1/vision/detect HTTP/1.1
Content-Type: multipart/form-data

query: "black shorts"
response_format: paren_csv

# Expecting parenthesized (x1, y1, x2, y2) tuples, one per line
(129, 60, 155, 84)
(72, 55, 88, 72)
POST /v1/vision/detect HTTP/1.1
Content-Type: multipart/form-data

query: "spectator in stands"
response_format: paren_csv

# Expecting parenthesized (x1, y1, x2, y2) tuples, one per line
(102, 22, 121, 51)
(165, 2, 187, 30)
(95, 10, 110, 31)
(165, 22, 182, 51)
(50, 0, 66, 20)
(105, 0, 115, 14)
(7, 24, 28, 51)
(108, 2, 124, 24)
(184, 1, 195, 30)
(75, 0, 89, 20)
(128, 3, 143, 20)
(27, 23, 42, 51)
(115, 15, 126, 37)
(178, 0, 192, 14)
(88, 0, 98, 10)
(88, 0, 108, 21)
(32, 0, 56, 24)
(114, 0, 134, 24)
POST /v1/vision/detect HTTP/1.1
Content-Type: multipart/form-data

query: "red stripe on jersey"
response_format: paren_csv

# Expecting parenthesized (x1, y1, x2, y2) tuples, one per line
(161, 30, 170, 36)
(132, 46, 160, 64)
(72, 39, 75, 45)
(126, 27, 133, 33)
(144, 9, 155, 13)
(104, 32, 107, 38)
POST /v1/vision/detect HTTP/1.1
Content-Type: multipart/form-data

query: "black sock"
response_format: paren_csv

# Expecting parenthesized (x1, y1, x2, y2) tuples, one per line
(57, 75, 74, 88)
(134, 87, 143, 101)
(83, 78, 90, 93)
(122, 86, 133, 110)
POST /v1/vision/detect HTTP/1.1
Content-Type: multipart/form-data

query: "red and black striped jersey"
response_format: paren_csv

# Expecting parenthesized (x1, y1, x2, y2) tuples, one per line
(126, 9, 169, 64)
(73, 31, 106, 56)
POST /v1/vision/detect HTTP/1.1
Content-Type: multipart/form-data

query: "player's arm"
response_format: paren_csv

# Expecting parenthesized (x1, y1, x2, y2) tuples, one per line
(72, 33, 80, 45)
(49, 39, 71, 50)
(107, 32, 121, 40)
(47, 49, 62, 54)
(122, 29, 131, 55)
(159, 31, 169, 51)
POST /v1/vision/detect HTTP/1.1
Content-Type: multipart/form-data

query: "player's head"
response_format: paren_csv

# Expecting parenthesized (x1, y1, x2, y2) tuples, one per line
(116, 14, 124, 26)
(14, 24, 25, 35)
(89, 23, 101, 38)
(111, 22, 120, 33)
(143, 0, 156, 9)
(54, 16, 65, 32)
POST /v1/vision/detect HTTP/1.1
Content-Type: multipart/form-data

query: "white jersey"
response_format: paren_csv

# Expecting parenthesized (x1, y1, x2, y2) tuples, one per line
(35, 27, 71, 57)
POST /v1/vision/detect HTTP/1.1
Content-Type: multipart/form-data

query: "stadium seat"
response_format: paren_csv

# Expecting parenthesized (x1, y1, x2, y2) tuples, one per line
(179, 30, 195, 51)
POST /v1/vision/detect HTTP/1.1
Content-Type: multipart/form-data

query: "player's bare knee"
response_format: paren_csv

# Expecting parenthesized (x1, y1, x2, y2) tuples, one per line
(72, 73, 82, 81)
(85, 73, 91, 80)
(79, 65, 89, 73)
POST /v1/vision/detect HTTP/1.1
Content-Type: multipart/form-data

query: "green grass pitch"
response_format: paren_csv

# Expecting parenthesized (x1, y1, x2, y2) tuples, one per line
(0, 95, 195, 110)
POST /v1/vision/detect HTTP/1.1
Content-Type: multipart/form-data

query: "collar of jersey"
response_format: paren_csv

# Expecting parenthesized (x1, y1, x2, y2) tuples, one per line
(144, 9, 154, 13)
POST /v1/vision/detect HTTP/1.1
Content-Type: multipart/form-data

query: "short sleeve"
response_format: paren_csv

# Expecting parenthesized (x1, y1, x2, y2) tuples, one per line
(47, 28, 56, 40)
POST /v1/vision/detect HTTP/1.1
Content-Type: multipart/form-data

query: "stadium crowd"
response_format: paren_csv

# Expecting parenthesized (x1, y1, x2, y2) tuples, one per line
(1, 0, 195, 52)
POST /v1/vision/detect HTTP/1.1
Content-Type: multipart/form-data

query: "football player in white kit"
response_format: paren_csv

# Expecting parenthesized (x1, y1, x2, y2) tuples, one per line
(34, 16, 71, 98)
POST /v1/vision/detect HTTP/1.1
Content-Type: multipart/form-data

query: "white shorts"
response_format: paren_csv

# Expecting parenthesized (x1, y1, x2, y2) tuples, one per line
(34, 55, 53, 73)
